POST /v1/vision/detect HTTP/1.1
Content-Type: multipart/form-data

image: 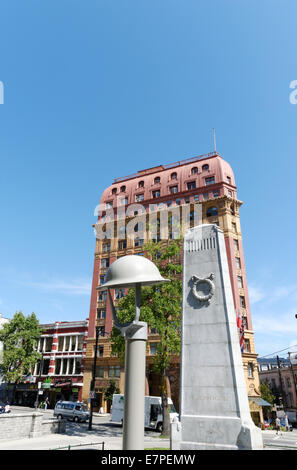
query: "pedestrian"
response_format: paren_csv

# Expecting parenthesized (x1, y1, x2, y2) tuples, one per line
(275, 416, 281, 435)
(284, 414, 289, 432)
(44, 397, 49, 410)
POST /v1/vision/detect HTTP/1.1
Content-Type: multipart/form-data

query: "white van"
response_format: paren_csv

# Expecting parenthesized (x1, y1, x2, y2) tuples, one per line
(110, 394, 178, 432)
(54, 401, 89, 422)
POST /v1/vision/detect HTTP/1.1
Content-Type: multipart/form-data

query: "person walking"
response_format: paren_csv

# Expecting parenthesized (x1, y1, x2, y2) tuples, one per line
(284, 414, 289, 431)
(275, 416, 281, 435)
(44, 397, 49, 410)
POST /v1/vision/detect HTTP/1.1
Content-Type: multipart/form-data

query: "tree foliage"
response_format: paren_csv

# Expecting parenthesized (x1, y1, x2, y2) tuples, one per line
(0, 311, 43, 384)
(260, 380, 275, 410)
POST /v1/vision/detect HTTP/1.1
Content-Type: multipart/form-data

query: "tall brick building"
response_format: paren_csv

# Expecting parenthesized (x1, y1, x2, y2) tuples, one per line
(82, 151, 263, 424)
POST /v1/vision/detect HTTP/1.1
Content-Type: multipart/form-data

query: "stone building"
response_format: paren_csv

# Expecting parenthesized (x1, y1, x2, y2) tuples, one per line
(12, 320, 88, 408)
(82, 151, 263, 423)
(258, 357, 297, 411)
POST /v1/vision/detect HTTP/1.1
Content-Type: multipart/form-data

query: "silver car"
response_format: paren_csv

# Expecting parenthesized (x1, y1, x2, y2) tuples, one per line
(54, 401, 89, 423)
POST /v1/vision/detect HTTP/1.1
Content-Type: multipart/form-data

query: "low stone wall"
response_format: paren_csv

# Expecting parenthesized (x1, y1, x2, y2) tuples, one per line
(0, 412, 66, 440)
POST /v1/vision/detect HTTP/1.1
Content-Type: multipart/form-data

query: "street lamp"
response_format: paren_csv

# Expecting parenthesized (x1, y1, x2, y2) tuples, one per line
(88, 325, 100, 431)
(34, 353, 44, 410)
(97, 255, 169, 450)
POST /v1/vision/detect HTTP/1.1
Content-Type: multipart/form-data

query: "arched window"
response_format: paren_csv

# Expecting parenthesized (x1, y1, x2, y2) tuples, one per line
(154, 176, 161, 184)
(120, 185, 126, 192)
(206, 206, 218, 217)
(171, 172, 177, 180)
(112, 188, 117, 195)
(191, 166, 198, 175)
(202, 164, 209, 171)
(138, 180, 144, 188)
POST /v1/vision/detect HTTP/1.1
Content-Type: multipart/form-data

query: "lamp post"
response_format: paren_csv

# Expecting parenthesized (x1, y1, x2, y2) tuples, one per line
(97, 255, 169, 450)
(34, 353, 44, 410)
(88, 325, 100, 431)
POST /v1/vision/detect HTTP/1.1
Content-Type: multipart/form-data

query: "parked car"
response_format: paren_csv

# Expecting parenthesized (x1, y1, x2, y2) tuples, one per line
(0, 402, 10, 414)
(54, 401, 89, 422)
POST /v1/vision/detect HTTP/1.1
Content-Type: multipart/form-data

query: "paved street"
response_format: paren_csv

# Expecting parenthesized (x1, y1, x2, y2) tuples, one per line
(1, 407, 297, 450)
(262, 429, 297, 450)
(0, 406, 169, 450)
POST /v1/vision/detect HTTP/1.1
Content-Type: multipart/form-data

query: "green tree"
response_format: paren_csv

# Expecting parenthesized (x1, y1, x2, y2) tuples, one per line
(103, 380, 121, 410)
(260, 380, 275, 411)
(110, 239, 182, 437)
(0, 311, 43, 401)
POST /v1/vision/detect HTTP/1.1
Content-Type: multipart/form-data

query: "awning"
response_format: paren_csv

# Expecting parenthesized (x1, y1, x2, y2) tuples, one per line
(249, 397, 272, 407)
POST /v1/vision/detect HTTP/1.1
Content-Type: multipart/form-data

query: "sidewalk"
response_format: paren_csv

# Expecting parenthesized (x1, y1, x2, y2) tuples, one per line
(0, 432, 169, 450)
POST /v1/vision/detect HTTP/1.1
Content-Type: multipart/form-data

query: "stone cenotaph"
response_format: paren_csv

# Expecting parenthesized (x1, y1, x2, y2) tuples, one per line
(171, 224, 263, 450)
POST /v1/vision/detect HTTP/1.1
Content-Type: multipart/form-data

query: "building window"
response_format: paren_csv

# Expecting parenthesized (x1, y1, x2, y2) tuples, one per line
(170, 186, 178, 194)
(154, 176, 161, 185)
(203, 193, 209, 200)
(112, 188, 117, 195)
(77, 336, 84, 350)
(138, 180, 144, 188)
(98, 346, 104, 358)
(202, 164, 209, 171)
(191, 166, 198, 175)
(187, 181, 196, 190)
(232, 222, 237, 233)
(45, 337, 53, 352)
(101, 258, 110, 268)
(118, 240, 127, 250)
(175, 199, 181, 205)
(149, 343, 158, 355)
(98, 326, 105, 337)
(99, 275, 105, 285)
(120, 185, 126, 192)
(41, 359, 50, 375)
(96, 366, 104, 378)
(55, 359, 62, 375)
(227, 176, 231, 184)
(106, 201, 113, 209)
(240, 295, 245, 308)
(115, 288, 125, 300)
(152, 190, 160, 198)
(97, 309, 106, 319)
(244, 339, 250, 353)
(235, 257, 241, 269)
(102, 242, 111, 253)
(135, 193, 144, 202)
(205, 176, 215, 186)
(194, 195, 199, 202)
(108, 366, 121, 378)
(134, 237, 144, 247)
(247, 363, 254, 378)
(206, 206, 218, 217)
(75, 358, 82, 375)
(98, 290, 107, 302)
(233, 239, 239, 251)
(237, 276, 243, 288)
(171, 172, 177, 180)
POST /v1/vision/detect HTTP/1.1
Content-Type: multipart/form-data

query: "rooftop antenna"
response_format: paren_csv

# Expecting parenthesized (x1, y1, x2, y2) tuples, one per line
(212, 128, 217, 153)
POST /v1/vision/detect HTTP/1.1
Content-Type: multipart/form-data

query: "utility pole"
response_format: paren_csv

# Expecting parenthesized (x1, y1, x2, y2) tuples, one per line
(88, 326, 100, 431)
(276, 355, 287, 410)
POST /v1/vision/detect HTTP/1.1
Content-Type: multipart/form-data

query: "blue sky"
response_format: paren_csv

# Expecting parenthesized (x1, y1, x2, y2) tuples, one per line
(0, 0, 297, 357)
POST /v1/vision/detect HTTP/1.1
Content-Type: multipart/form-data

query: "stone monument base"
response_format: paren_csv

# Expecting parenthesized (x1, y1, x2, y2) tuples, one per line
(171, 415, 263, 450)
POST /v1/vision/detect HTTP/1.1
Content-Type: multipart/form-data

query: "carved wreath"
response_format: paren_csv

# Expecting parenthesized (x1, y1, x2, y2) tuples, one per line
(191, 273, 215, 304)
